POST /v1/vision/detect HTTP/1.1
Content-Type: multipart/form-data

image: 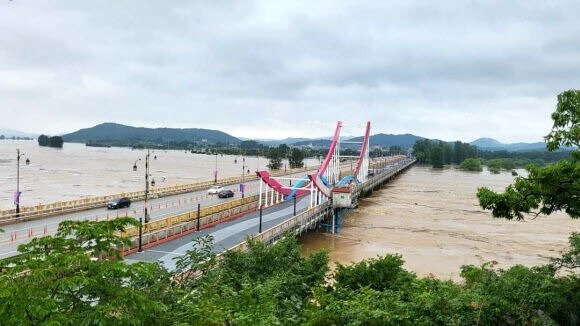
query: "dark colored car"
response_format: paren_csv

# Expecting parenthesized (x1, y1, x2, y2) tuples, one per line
(218, 190, 234, 198)
(107, 197, 131, 209)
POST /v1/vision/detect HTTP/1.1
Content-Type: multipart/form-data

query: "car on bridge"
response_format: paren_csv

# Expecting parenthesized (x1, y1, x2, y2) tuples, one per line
(107, 197, 131, 209)
(207, 185, 224, 195)
(218, 189, 234, 198)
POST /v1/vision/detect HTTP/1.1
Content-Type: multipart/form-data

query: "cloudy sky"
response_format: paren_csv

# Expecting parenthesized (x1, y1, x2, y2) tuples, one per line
(0, 1, 578, 142)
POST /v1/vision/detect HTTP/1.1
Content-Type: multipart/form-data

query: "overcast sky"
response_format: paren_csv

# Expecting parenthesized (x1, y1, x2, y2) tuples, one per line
(1, 1, 578, 142)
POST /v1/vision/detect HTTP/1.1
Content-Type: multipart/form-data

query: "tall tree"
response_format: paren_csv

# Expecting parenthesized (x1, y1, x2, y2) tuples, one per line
(266, 146, 283, 170)
(477, 90, 580, 219)
(430, 146, 444, 168)
(37, 134, 49, 146)
(288, 148, 305, 168)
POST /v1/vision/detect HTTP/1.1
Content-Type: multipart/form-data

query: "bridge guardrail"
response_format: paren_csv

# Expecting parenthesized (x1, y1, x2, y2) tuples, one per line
(122, 194, 261, 239)
(0, 165, 320, 222)
(227, 203, 330, 253)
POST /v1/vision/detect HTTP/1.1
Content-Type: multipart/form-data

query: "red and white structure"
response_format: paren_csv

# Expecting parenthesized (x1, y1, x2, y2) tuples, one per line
(256, 121, 371, 209)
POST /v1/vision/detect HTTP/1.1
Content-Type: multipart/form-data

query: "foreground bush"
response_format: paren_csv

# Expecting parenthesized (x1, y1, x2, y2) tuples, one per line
(0, 219, 578, 325)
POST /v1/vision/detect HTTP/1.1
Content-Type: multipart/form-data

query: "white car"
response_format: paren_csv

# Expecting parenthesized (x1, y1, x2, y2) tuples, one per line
(207, 185, 224, 195)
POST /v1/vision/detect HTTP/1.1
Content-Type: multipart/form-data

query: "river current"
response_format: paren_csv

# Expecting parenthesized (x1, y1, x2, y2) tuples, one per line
(300, 165, 579, 280)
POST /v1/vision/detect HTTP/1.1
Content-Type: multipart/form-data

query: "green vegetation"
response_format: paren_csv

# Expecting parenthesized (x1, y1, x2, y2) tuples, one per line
(266, 145, 284, 170)
(38, 134, 64, 148)
(477, 89, 579, 219)
(413, 135, 572, 173)
(289, 147, 305, 168)
(413, 139, 477, 168)
(460, 158, 483, 171)
(1, 218, 578, 325)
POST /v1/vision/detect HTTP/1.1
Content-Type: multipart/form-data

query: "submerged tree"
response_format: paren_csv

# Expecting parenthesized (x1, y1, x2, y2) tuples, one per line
(477, 89, 579, 219)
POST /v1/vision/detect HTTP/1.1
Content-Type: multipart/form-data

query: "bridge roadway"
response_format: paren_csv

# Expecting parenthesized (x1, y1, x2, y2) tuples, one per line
(0, 168, 324, 259)
(125, 195, 315, 270)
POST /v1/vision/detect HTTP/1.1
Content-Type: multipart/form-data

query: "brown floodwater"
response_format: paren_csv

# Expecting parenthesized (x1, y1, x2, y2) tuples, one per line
(300, 165, 579, 281)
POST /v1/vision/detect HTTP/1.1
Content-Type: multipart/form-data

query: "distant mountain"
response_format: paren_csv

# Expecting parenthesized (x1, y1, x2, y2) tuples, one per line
(0, 129, 38, 138)
(256, 137, 314, 146)
(289, 133, 424, 149)
(470, 138, 546, 151)
(62, 123, 240, 145)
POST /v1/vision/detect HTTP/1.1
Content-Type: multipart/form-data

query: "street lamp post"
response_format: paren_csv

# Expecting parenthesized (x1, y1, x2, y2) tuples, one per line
(242, 154, 246, 198)
(214, 150, 218, 184)
(144, 149, 150, 223)
(15, 149, 29, 216)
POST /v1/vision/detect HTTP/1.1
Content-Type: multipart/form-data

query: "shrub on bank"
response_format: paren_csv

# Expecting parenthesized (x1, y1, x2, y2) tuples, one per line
(460, 158, 483, 171)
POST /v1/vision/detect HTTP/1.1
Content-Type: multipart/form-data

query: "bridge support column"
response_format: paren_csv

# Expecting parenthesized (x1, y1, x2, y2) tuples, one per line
(270, 186, 274, 207)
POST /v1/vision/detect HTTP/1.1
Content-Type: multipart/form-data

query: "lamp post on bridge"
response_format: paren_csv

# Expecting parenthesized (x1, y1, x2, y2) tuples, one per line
(15, 148, 30, 216)
(214, 150, 218, 184)
(133, 149, 152, 252)
(241, 153, 246, 198)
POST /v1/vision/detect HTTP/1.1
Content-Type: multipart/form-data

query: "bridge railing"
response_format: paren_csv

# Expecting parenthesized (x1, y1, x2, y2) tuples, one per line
(227, 203, 330, 253)
(0, 165, 320, 222)
(122, 194, 261, 238)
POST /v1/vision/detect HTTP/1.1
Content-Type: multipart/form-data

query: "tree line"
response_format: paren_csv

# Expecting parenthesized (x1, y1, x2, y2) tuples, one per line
(413, 138, 573, 172)
(0, 135, 34, 140)
(412, 139, 478, 168)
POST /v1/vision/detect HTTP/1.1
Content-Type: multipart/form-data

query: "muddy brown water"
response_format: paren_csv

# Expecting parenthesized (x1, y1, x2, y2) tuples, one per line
(300, 165, 579, 281)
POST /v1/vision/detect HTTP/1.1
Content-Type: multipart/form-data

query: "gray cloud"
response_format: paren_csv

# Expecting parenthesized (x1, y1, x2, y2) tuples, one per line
(1, 0, 579, 142)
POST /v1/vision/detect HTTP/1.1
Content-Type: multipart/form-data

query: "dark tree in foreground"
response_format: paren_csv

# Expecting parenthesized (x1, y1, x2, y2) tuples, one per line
(477, 90, 579, 219)
(0, 218, 175, 325)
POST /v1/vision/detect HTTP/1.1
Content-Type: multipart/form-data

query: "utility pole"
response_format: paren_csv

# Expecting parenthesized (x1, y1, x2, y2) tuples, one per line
(242, 154, 245, 198)
(15, 149, 27, 216)
(144, 149, 150, 223)
(214, 150, 218, 184)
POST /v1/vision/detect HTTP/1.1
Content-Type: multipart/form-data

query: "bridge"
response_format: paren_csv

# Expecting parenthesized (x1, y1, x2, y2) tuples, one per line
(123, 121, 416, 269)
(0, 121, 416, 264)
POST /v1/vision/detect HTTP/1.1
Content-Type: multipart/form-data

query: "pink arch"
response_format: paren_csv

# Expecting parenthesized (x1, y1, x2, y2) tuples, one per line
(352, 121, 371, 179)
(317, 121, 342, 176)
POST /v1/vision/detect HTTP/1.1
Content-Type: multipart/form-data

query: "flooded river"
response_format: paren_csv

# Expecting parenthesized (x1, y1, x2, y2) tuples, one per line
(0, 140, 319, 209)
(300, 165, 579, 281)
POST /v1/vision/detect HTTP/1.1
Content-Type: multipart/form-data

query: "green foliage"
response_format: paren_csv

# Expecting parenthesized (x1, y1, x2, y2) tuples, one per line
(430, 145, 444, 168)
(413, 139, 476, 167)
(545, 90, 580, 151)
(307, 238, 580, 325)
(38, 134, 63, 148)
(288, 147, 305, 168)
(0, 218, 175, 325)
(1, 218, 579, 325)
(37, 134, 49, 146)
(266, 145, 285, 170)
(334, 255, 415, 292)
(388, 145, 402, 155)
(176, 236, 329, 325)
(478, 90, 580, 219)
(460, 158, 483, 171)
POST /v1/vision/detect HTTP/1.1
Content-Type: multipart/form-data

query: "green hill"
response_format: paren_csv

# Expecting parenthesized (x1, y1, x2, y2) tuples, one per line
(62, 123, 240, 146)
